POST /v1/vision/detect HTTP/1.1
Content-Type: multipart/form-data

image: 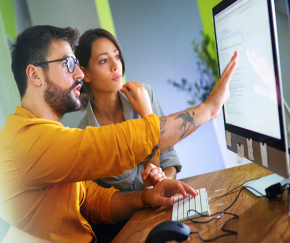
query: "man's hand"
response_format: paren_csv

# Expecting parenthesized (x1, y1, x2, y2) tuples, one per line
(204, 51, 239, 119)
(120, 81, 153, 118)
(110, 179, 198, 222)
(142, 163, 167, 186)
(146, 179, 198, 207)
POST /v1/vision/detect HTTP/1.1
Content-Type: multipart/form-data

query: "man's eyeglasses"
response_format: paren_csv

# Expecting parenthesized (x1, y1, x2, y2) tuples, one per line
(33, 56, 80, 73)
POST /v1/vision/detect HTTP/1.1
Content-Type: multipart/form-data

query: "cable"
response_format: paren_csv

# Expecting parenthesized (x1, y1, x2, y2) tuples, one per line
(245, 184, 289, 216)
(187, 187, 245, 242)
(189, 213, 238, 242)
(208, 177, 261, 200)
(187, 181, 289, 242)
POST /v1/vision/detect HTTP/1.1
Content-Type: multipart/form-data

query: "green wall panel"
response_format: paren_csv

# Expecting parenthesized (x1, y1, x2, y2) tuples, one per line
(197, 0, 222, 59)
(0, 0, 16, 40)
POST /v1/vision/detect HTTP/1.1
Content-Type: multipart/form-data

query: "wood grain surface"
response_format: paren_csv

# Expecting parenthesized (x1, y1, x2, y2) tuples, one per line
(112, 163, 290, 243)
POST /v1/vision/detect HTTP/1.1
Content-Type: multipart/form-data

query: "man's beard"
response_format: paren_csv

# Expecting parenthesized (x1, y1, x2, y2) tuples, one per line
(43, 74, 82, 119)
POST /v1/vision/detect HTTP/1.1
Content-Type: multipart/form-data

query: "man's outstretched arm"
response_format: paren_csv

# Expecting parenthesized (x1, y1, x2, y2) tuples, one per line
(121, 51, 238, 153)
(158, 51, 238, 152)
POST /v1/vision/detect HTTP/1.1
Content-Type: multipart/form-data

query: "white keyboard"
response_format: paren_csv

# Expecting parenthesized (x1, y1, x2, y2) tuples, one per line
(172, 188, 209, 222)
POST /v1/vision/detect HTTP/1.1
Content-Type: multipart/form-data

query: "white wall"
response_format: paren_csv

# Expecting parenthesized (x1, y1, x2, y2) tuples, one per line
(26, 0, 100, 35)
(14, 0, 31, 33)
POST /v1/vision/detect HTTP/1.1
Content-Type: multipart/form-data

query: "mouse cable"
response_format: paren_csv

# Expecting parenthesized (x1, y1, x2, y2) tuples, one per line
(186, 187, 245, 242)
(187, 184, 290, 242)
(208, 177, 261, 200)
(188, 211, 239, 242)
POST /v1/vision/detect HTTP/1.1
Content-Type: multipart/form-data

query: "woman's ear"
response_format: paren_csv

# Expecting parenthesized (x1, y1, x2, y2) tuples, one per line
(80, 66, 91, 83)
(26, 65, 42, 87)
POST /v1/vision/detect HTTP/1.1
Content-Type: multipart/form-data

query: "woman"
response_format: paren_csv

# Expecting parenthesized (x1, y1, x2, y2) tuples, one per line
(75, 28, 181, 191)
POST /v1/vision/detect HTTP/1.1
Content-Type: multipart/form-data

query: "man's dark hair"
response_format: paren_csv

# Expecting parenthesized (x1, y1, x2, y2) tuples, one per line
(11, 25, 80, 99)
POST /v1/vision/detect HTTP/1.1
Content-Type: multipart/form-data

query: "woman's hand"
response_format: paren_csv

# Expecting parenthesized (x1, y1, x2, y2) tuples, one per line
(142, 163, 167, 186)
(121, 81, 153, 118)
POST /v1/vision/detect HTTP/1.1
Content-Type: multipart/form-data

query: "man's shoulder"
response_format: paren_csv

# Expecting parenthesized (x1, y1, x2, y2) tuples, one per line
(1, 113, 32, 137)
(0, 113, 63, 139)
(0, 114, 60, 160)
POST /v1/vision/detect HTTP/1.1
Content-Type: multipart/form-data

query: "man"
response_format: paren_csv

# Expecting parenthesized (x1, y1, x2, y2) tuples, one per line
(0, 25, 238, 243)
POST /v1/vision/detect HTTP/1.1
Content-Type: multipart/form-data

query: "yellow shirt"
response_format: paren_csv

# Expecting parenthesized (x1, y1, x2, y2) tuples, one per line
(0, 106, 160, 243)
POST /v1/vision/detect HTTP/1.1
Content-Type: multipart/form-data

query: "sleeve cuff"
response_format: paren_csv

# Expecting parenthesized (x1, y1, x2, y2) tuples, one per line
(143, 114, 161, 159)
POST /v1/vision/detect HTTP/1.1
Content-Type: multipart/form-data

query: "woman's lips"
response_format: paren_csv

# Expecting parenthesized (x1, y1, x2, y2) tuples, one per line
(112, 74, 122, 81)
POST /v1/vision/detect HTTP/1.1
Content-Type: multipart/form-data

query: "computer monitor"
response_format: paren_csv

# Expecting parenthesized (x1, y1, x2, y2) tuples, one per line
(212, 0, 290, 193)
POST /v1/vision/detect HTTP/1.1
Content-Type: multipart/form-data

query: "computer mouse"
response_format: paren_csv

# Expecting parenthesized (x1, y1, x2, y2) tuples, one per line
(145, 220, 191, 243)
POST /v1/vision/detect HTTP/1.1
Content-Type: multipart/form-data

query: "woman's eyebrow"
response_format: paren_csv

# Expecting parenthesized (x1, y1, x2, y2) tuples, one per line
(97, 49, 119, 58)
(97, 52, 109, 58)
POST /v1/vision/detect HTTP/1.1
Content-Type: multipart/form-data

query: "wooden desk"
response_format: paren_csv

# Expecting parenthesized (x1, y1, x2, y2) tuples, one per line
(112, 163, 290, 243)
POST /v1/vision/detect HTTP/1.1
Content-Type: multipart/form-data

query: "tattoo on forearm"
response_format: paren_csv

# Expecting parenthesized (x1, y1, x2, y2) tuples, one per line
(160, 117, 166, 134)
(174, 111, 195, 139)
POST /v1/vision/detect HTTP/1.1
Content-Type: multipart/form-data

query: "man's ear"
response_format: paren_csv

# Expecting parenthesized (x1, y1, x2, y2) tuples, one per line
(80, 66, 91, 83)
(26, 65, 43, 87)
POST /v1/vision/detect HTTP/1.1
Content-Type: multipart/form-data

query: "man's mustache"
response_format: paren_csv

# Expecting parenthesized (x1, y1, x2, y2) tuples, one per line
(71, 80, 82, 90)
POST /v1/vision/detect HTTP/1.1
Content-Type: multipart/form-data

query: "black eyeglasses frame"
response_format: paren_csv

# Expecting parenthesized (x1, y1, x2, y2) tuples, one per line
(33, 56, 80, 73)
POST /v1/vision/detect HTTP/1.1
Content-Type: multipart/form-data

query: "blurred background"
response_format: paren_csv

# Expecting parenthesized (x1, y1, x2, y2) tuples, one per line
(3, 0, 288, 179)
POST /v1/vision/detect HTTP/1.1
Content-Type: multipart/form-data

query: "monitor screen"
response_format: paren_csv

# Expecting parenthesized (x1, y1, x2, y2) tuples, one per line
(215, 0, 280, 139)
(213, 0, 289, 178)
